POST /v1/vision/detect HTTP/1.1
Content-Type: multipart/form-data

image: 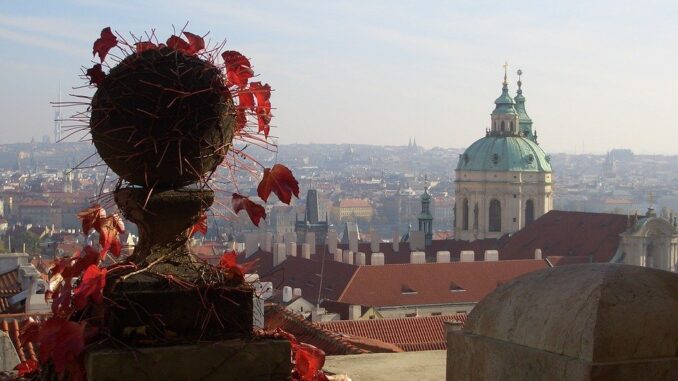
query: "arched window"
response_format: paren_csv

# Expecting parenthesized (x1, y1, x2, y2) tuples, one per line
(510, 121, 514, 132)
(525, 199, 535, 225)
(462, 199, 469, 230)
(501, 121, 505, 131)
(489, 199, 501, 232)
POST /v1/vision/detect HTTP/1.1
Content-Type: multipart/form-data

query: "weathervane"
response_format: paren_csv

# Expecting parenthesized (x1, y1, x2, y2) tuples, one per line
(517, 69, 523, 90)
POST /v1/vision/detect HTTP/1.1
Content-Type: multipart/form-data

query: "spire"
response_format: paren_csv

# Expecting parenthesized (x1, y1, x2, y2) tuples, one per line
(503, 61, 509, 86)
(493, 62, 516, 113)
(514, 68, 535, 141)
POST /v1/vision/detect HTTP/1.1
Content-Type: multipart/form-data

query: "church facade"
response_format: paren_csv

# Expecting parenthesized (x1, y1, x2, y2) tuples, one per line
(455, 68, 553, 240)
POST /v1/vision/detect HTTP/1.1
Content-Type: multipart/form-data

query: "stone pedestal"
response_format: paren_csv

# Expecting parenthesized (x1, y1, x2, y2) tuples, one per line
(106, 187, 252, 344)
(85, 339, 291, 381)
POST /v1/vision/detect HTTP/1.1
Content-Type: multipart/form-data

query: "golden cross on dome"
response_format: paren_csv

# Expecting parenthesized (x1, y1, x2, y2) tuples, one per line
(503, 61, 509, 85)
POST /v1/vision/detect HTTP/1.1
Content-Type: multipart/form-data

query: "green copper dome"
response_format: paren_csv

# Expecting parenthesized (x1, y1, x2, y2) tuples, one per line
(457, 136, 551, 172)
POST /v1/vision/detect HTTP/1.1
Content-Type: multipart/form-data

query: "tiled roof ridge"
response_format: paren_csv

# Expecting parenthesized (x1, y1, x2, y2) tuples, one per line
(337, 266, 361, 301)
(266, 304, 368, 355)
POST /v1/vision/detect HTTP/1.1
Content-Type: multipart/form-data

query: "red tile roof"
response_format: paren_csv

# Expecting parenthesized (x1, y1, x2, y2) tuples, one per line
(0, 269, 21, 314)
(318, 314, 467, 352)
(264, 304, 371, 355)
(499, 210, 628, 262)
(336, 260, 548, 307)
(0, 313, 49, 362)
(260, 256, 359, 305)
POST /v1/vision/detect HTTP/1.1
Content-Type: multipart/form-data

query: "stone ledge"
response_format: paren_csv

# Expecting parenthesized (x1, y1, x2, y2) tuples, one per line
(85, 339, 290, 381)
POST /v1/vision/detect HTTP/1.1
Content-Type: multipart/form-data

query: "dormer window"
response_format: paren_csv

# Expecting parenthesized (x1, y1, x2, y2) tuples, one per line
(401, 284, 418, 295)
(450, 281, 466, 293)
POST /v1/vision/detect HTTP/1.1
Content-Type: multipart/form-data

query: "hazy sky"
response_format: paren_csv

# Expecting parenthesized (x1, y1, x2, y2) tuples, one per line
(1, 1, 677, 154)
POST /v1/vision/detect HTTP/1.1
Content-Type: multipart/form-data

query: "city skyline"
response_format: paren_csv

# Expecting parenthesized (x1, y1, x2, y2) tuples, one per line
(1, 1, 677, 154)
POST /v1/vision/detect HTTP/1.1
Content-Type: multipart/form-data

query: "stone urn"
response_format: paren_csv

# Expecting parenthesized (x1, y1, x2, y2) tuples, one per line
(88, 45, 251, 344)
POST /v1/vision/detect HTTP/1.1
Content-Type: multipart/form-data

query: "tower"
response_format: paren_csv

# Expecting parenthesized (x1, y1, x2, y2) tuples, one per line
(54, 84, 62, 143)
(295, 189, 329, 244)
(418, 179, 433, 246)
(455, 66, 553, 241)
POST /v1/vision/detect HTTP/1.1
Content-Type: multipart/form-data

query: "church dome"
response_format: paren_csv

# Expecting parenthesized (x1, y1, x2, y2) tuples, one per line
(457, 135, 551, 172)
(463, 264, 678, 363)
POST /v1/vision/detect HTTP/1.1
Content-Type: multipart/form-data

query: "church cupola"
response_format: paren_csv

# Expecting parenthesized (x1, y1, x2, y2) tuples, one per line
(514, 69, 536, 142)
(490, 62, 520, 136)
(418, 178, 433, 247)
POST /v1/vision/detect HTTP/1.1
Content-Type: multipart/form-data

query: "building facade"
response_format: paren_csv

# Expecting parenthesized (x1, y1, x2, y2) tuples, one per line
(455, 69, 553, 240)
(616, 208, 678, 272)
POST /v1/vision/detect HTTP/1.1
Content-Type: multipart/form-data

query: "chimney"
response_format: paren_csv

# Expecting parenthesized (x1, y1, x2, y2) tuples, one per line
(273, 243, 286, 266)
(245, 233, 259, 257)
(436, 251, 451, 263)
(410, 251, 426, 264)
(293, 288, 302, 297)
(534, 248, 542, 260)
(260, 232, 273, 252)
(355, 252, 366, 266)
(334, 248, 343, 262)
(410, 231, 425, 251)
(460, 250, 475, 262)
(342, 250, 354, 265)
(484, 250, 499, 262)
(371, 252, 385, 266)
(305, 232, 316, 254)
(282, 286, 293, 303)
(301, 243, 311, 259)
(327, 230, 338, 254)
(284, 232, 297, 244)
(286, 242, 297, 257)
(370, 229, 380, 253)
(349, 305, 362, 320)
(392, 229, 399, 252)
(349, 234, 358, 253)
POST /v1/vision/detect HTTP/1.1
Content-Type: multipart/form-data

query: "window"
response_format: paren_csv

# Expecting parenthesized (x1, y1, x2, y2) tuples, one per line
(501, 121, 505, 131)
(525, 199, 535, 225)
(462, 199, 469, 230)
(489, 199, 501, 232)
(510, 121, 514, 132)
(431, 312, 442, 316)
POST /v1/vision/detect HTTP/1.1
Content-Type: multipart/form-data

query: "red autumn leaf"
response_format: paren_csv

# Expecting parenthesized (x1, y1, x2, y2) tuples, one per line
(257, 164, 300, 204)
(62, 246, 100, 280)
(39, 318, 85, 373)
(183, 31, 205, 54)
(14, 359, 39, 377)
(78, 204, 105, 235)
(189, 212, 208, 237)
(238, 89, 255, 110)
(72, 265, 107, 310)
(19, 319, 40, 349)
(295, 343, 326, 381)
(97, 213, 125, 259)
(257, 114, 271, 138)
(250, 82, 272, 113)
(166, 35, 190, 52)
(222, 50, 254, 87)
(86, 64, 106, 86)
(92, 27, 118, 62)
(51, 282, 73, 316)
(135, 41, 157, 53)
(232, 193, 266, 226)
